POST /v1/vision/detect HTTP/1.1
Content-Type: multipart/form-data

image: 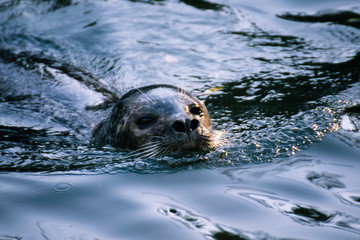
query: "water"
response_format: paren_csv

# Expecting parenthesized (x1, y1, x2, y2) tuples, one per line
(0, 0, 360, 239)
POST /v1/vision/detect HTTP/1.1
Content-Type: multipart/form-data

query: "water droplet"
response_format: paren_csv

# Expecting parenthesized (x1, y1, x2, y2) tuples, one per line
(134, 161, 147, 170)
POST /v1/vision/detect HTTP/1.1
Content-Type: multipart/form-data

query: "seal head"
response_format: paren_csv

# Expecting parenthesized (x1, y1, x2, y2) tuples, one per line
(92, 84, 214, 156)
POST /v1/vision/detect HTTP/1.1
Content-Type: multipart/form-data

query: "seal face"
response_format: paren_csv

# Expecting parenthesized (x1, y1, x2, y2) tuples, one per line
(92, 84, 214, 156)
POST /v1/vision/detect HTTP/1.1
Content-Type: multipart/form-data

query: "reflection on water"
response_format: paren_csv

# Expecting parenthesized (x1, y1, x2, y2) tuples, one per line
(0, 0, 360, 239)
(0, 0, 358, 170)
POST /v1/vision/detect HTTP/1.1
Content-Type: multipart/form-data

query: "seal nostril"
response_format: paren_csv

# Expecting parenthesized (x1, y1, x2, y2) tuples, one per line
(173, 120, 186, 133)
(172, 118, 199, 133)
(191, 119, 199, 131)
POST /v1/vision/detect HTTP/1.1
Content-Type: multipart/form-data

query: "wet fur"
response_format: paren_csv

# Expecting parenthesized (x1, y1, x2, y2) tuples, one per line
(92, 84, 214, 157)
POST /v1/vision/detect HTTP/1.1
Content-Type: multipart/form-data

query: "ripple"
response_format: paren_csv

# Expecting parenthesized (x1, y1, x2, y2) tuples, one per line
(228, 187, 360, 234)
(52, 182, 74, 192)
(336, 191, 360, 208)
(158, 202, 285, 240)
(307, 171, 346, 190)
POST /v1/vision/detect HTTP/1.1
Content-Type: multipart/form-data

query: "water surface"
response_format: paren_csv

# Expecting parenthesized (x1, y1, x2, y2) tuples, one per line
(0, 0, 360, 239)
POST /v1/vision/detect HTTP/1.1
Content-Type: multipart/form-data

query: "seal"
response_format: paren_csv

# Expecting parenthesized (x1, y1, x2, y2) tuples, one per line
(91, 84, 214, 157)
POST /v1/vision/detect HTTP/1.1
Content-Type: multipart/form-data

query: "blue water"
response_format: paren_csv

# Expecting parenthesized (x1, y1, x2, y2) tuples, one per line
(0, 0, 360, 239)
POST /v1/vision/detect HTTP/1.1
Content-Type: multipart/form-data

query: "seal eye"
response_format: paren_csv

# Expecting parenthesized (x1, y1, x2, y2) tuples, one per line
(190, 106, 203, 116)
(136, 116, 156, 129)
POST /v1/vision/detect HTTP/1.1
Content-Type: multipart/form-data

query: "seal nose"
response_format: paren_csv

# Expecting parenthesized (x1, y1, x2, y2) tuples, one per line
(172, 118, 199, 134)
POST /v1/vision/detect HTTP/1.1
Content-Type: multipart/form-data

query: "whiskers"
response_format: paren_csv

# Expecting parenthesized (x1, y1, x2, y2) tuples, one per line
(120, 130, 219, 160)
(120, 139, 169, 160)
(134, 87, 156, 104)
(197, 134, 216, 150)
(179, 77, 186, 96)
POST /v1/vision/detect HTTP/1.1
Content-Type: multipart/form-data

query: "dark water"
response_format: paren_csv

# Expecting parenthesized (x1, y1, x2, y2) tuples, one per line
(1, 0, 360, 239)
